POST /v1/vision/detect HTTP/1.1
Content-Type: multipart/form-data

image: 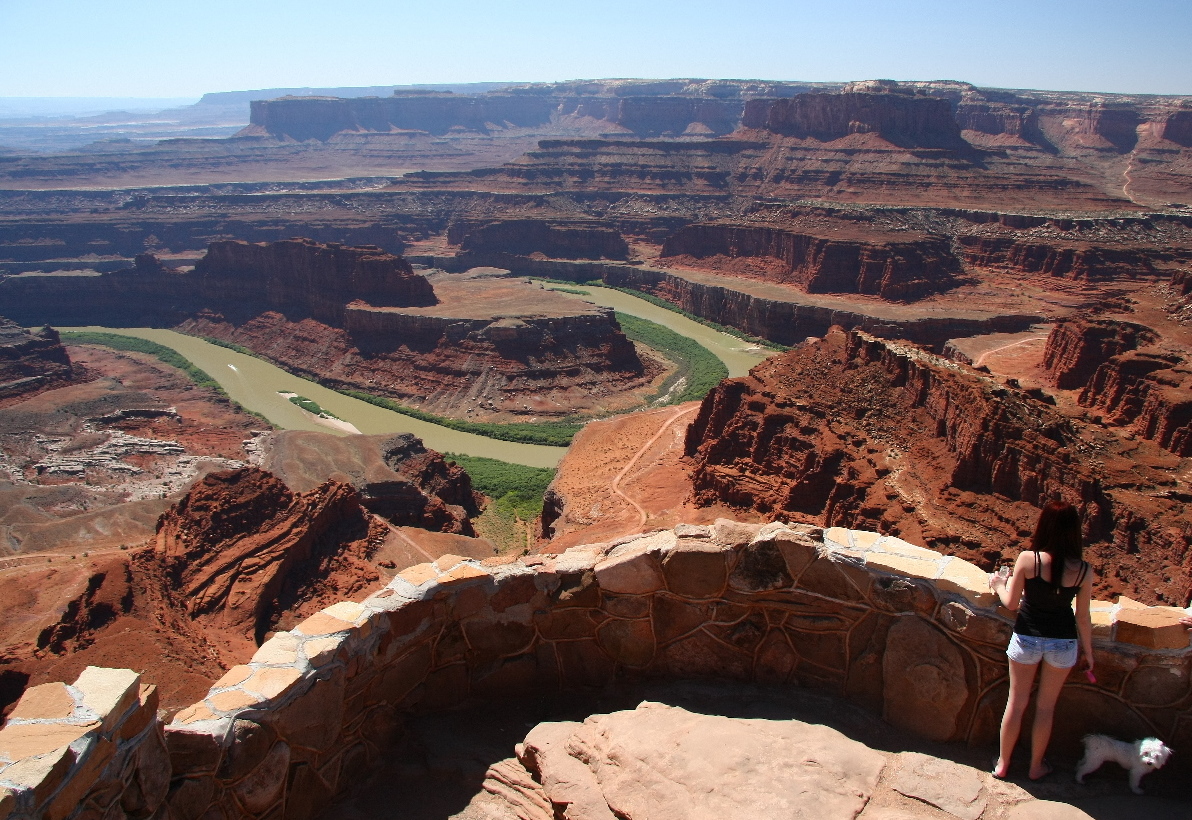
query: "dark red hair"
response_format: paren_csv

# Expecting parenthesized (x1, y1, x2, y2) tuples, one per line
(1031, 500, 1083, 588)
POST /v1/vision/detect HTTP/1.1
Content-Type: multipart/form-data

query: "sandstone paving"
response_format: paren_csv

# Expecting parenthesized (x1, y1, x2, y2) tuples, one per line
(889, 753, 986, 820)
(319, 680, 1179, 820)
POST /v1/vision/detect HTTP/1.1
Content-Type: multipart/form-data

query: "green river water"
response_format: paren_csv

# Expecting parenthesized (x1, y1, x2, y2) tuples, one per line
(64, 288, 773, 469)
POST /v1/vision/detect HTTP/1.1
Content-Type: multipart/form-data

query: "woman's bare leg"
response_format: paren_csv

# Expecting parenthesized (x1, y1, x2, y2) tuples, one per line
(996, 659, 1039, 778)
(1028, 661, 1071, 779)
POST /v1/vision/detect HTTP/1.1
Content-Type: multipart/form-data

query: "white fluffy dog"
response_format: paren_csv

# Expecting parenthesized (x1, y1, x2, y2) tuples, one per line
(1075, 734, 1173, 794)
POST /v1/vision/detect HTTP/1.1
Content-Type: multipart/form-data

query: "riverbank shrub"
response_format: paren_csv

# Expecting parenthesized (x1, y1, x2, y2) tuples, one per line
(287, 395, 341, 420)
(444, 453, 555, 519)
(199, 337, 261, 358)
(615, 313, 728, 404)
(338, 390, 583, 446)
(446, 453, 555, 552)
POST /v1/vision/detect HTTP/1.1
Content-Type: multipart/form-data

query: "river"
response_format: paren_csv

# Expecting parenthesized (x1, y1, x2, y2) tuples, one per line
(63, 292, 773, 470)
(539, 284, 773, 378)
(64, 327, 566, 468)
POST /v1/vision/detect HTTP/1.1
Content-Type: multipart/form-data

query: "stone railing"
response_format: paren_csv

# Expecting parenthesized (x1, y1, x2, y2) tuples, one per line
(2, 521, 1189, 820)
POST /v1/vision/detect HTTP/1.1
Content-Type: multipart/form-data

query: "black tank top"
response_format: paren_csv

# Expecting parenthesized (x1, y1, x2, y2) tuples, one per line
(1013, 551, 1088, 640)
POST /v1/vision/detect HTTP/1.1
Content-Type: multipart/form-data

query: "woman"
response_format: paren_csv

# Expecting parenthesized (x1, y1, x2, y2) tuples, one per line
(989, 500, 1095, 781)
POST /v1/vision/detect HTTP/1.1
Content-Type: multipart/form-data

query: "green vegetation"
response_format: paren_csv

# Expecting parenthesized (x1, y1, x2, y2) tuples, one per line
(286, 394, 341, 420)
(446, 453, 555, 519)
(603, 286, 791, 351)
(338, 390, 583, 446)
(529, 277, 591, 288)
(446, 453, 556, 553)
(615, 312, 728, 404)
(63, 331, 226, 392)
(61, 331, 272, 424)
(199, 336, 261, 358)
(549, 286, 590, 295)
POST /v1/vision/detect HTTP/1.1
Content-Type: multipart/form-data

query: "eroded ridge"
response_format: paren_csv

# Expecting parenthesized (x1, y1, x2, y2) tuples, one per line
(1, 520, 1188, 819)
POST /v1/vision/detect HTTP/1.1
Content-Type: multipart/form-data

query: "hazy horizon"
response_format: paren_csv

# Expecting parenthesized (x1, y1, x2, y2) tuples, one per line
(2, 0, 1190, 99)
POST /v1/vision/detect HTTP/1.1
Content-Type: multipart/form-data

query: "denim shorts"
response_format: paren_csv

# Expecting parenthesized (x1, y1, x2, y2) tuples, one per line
(1007, 633, 1079, 668)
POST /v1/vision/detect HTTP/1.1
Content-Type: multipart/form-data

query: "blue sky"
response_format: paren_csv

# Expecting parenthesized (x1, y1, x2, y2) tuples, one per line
(1, 0, 1189, 98)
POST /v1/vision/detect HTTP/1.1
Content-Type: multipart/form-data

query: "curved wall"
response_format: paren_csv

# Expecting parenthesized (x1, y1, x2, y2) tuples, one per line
(2, 521, 1188, 819)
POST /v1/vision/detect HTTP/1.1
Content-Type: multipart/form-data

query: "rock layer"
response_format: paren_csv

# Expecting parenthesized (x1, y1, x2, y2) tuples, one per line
(1080, 351, 1192, 456)
(957, 236, 1172, 281)
(660, 223, 960, 300)
(155, 467, 384, 647)
(744, 90, 967, 149)
(684, 328, 1191, 604)
(0, 319, 73, 400)
(601, 264, 1037, 349)
(192, 238, 437, 324)
(451, 219, 630, 260)
(1042, 318, 1158, 389)
(260, 430, 481, 534)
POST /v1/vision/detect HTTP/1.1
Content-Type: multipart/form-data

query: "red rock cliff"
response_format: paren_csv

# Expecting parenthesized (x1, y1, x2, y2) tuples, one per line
(248, 93, 557, 140)
(1159, 109, 1192, 147)
(261, 431, 482, 535)
(660, 223, 961, 300)
(683, 328, 1192, 604)
(0, 318, 73, 400)
(1080, 351, 1192, 456)
(192, 239, 436, 325)
(957, 236, 1168, 280)
(743, 91, 967, 149)
(155, 467, 383, 646)
(450, 219, 630, 260)
(1042, 318, 1158, 389)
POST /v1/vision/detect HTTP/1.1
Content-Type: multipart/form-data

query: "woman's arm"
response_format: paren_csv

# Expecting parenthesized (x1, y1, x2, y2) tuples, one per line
(989, 551, 1030, 611)
(1075, 565, 1096, 673)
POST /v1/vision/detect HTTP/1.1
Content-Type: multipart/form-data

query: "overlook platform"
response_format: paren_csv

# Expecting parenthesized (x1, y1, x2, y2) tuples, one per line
(1, 522, 1188, 819)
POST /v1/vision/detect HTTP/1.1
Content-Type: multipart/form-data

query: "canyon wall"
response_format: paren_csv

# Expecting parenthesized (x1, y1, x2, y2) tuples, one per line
(684, 328, 1191, 605)
(600, 265, 1038, 348)
(1079, 351, 1192, 457)
(1041, 318, 1192, 457)
(248, 94, 557, 140)
(242, 81, 1192, 158)
(246, 81, 811, 141)
(1042, 318, 1158, 389)
(660, 223, 960, 300)
(0, 320, 74, 399)
(1160, 109, 1192, 147)
(449, 219, 630, 260)
(0, 240, 439, 329)
(957, 236, 1173, 280)
(192, 239, 436, 325)
(0, 255, 194, 327)
(156, 468, 382, 649)
(743, 91, 968, 149)
(3, 521, 1187, 820)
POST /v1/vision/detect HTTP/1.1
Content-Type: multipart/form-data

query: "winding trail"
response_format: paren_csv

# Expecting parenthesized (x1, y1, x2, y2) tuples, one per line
(973, 335, 1049, 368)
(1121, 148, 1142, 205)
(610, 405, 698, 529)
(385, 524, 436, 563)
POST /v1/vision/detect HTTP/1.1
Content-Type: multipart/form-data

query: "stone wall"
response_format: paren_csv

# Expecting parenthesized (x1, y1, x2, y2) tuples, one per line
(2, 522, 1189, 820)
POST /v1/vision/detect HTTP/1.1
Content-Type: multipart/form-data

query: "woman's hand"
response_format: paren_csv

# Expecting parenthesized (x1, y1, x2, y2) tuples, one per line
(1181, 615, 1192, 628)
(989, 566, 1009, 592)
